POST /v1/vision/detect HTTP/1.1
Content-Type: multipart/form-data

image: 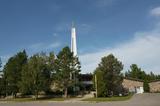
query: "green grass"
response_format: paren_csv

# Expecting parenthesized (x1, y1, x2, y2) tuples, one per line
(0, 98, 34, 102)
(0, 94, 133, 102)
(37, 97, 68, 101)
(0, 97, 68, 102)
(82, 94, 133, 102)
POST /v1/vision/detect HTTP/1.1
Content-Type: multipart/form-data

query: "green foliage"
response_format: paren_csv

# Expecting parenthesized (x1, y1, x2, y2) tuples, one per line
(149, 72, 157, 81)
(48, 52, 56, 73)
(125, 64, 160, 81)
(94, 69, 107, 97)
(19, 53, 51, 99)
(0, 47, 82, 98)
(0, 58, 3, 95)
(0, 58, 2, 69)
(143, 79, 150, 92)
(94, 54, 123, 97)
(3, 50, 27, 97)
(125, 64, 146, 79)
(0, 77, 6, 96)
(54, 46, 81, 98)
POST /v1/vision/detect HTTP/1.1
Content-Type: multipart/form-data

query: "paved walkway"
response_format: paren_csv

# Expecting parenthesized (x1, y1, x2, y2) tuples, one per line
(64, 93, 93, 102)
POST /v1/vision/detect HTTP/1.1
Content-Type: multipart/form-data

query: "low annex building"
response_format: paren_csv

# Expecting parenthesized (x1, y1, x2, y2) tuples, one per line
(122, 78, 144, 94)
(80, 74, 144, 94)
(149, 80, 160, 93)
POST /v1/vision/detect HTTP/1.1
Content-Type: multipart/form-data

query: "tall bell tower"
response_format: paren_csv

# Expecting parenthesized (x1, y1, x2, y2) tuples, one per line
(71, 23, 77, 56)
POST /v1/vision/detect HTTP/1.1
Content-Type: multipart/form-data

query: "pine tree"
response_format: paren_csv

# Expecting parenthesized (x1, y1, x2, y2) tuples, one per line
(94, 54, 123, 97)
(0, 58, 2, 69)
(3, 50, 27, 97)
(54, 47, 81, 98)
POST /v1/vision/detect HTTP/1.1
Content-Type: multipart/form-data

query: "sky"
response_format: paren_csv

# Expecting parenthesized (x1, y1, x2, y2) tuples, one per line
(0, 0, 160, 74)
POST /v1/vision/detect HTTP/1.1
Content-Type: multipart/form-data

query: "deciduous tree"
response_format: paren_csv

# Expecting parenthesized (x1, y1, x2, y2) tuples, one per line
(20, 54, 51, 99)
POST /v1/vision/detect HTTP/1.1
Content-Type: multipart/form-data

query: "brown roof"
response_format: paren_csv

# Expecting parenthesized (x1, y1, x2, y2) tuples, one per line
(124, 77, 144, 82)
(149, 80, 160, 83)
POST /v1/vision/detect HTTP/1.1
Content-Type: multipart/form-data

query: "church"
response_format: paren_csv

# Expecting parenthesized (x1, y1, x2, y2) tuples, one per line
(71, 24, 144, 94)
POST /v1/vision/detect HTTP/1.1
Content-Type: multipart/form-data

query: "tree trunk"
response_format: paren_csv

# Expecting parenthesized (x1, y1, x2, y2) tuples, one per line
(64, 88, 68, 98)
(14, 93, 17, 98)
(35, 91, 38, 100)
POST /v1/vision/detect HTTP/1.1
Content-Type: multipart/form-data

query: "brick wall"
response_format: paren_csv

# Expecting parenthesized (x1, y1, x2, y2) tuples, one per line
(122, 78, 143, 92)
(149, 81, 160, 93)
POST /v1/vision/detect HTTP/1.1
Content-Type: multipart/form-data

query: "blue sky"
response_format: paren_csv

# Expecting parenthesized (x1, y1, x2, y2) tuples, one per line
(0, 0, 160, 74)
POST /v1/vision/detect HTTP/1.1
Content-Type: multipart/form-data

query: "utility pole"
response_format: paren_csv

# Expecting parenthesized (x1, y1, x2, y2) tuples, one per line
(95, 74, 98, 98)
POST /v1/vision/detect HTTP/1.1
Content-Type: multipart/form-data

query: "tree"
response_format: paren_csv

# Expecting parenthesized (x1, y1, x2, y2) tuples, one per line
(0, 76, 6, 96)
(143, 79, 150, 92)
(54, 47, 81, 98)
(94, 54, 123, 97)
(0, 58, 2, 69)
(0, 58, 6, 96)
(94, 68, 107, 97)
(149, 72, 156, 81)
(125, 64, 149, 81)
(19, 53, 51, 99)
(47, 52, 56, 78)
(3, 50, 27, 97)
(125, 64, 145, 79)
(156, 75, 160, 80)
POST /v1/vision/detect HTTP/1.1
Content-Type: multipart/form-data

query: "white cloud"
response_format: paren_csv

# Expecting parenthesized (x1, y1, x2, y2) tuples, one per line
(29, 43, 44, 50)
(29, 41, 61, 52)
(79, 8, 160, 74)
(150, 6, 160, 17)
(78, 23, 93, 35)
(47, 42, 61, 49)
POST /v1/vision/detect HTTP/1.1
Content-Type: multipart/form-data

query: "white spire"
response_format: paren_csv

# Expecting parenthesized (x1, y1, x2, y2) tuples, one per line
(71, 23, 77, 56)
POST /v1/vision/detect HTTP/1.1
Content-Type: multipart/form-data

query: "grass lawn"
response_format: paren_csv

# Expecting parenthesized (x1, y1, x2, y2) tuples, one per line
(37, 97, 69, 101)
(82, 94, 133, 102)
(0, 98, 34, 102)
(0, 97, 69, 102)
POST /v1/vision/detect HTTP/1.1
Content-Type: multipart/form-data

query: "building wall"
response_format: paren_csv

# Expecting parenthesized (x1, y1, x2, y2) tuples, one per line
(122, 79, 144, 93)
(149, 81, 160, 93)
